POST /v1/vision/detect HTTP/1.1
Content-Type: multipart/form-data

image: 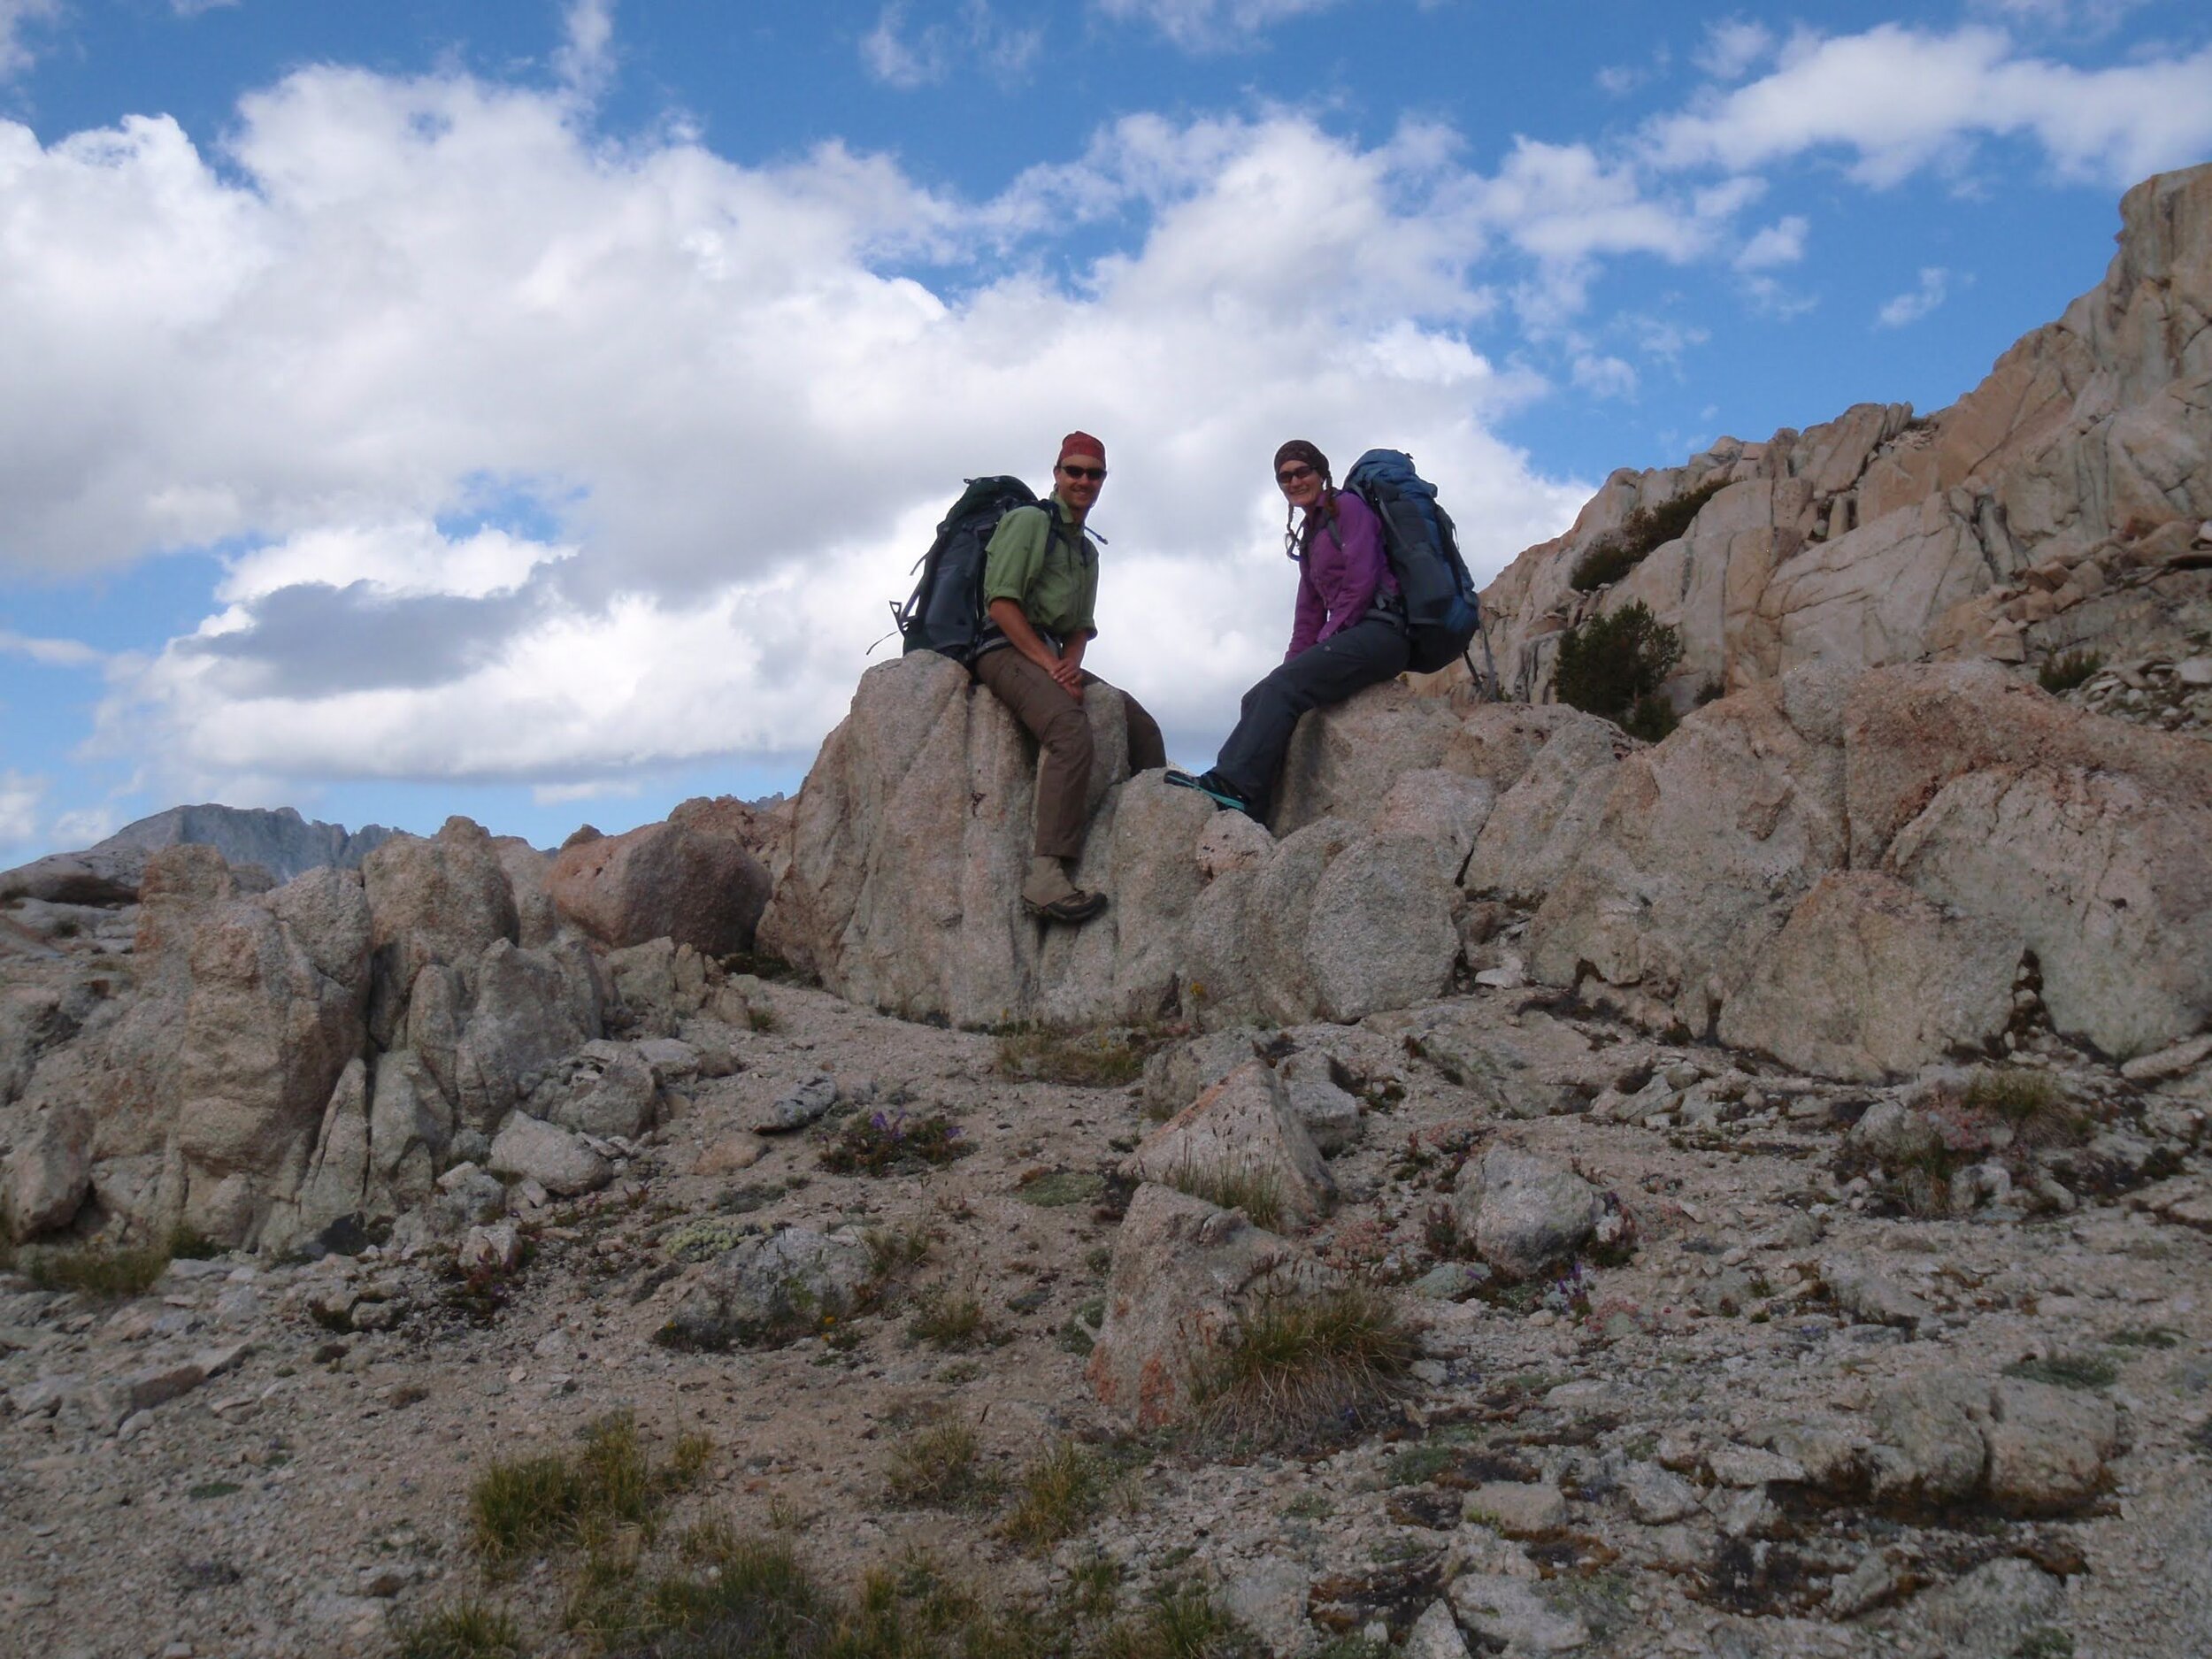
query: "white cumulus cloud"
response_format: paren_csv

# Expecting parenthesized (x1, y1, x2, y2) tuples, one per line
(1696, 19, 1778, 81)
(1094, 0, 1341, 52)
(1733, 213, 1808, 271)
(1877, 266, 1953, 326)
(1, 74, 1587, 802)
(0, 770, 44, 855)
(1646, 23, 2212, 187)
(0, 0, 58, 79)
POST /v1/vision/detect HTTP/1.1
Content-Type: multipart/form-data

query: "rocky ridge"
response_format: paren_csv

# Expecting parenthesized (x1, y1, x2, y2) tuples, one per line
(1463, 165, 2212, 724)
(4, 165, 2212, 1659)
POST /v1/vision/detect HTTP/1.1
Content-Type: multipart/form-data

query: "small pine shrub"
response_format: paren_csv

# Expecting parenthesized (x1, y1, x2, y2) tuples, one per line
(1621, 693, 1678, 744)
(1552, 602, 1684, 731)
(2039, 650, 2104, 695)
(1570, 477, 1727, 590)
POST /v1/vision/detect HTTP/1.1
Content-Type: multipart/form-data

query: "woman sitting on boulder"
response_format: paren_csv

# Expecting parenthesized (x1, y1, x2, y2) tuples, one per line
(1168, 440, 1409, 821)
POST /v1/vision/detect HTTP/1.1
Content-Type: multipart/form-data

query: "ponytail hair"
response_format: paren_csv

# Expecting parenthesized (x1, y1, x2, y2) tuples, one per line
(1273, 439, 1335, 561)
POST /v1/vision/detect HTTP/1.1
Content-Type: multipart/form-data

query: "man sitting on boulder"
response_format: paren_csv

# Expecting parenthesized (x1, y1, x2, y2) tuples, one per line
(972, 431, 1167, 924)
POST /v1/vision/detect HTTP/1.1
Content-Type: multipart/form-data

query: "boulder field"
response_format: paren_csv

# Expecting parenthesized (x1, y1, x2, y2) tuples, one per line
(1, 162, 2210, 1659)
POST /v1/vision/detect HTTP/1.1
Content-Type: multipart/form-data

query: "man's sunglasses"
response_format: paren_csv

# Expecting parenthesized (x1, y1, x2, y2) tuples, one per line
(1276, 464, 1317, 486)
(1059, 465, 1106, 481)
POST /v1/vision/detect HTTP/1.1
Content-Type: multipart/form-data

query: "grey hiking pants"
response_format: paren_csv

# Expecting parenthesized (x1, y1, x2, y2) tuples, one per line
(972, 648, 1167, 861)
(1211, 614, 1411, 818)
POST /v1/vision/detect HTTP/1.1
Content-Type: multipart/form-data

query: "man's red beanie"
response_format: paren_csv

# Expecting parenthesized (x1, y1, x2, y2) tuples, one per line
(1057, 431, 1106, 465)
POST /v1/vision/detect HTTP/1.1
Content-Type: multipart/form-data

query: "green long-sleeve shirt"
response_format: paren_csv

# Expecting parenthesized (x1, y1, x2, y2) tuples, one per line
(981, 494, 1098, 640)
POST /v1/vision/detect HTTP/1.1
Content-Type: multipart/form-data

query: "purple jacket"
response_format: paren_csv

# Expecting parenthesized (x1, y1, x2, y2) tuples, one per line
(1286, 489, 1398, 659)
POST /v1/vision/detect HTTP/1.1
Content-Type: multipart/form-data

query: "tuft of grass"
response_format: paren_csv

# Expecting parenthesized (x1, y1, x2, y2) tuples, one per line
(1189, 1289, 1416, 1450)
(2106, 1325, 2181, 1350)
(1570, 477, 1728, 590)
(746, 1002, 782, 1033)
(1093, 1586, 1262, 1659)
(470, 1411, 708, 1560)
(909, 1284, 991, 1351)
(1962, 1067, 2080, 1145)
(2039, 650, 2103, 695)
(820, 1110, 970, 1177)
(1160, 1164, 1285, 1232)
(1017, 1169, 1108, 1209)
(1002, 1440, 1107, 1552)
(886, 1420, 995, 1509)
(862, 1220, 934, 1294)
(995, 1025, 1164, 1088)
(2005, 1353, 2118, 1391)
(22, 1241, 173, 1299)
(393, 1600, 524, 1659)
(1553, 602, 1685, 733)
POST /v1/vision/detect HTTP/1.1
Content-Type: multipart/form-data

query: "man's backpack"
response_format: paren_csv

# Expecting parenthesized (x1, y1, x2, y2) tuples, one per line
(1343, 449, 1484, 676)
(891, 476, 1039, 663)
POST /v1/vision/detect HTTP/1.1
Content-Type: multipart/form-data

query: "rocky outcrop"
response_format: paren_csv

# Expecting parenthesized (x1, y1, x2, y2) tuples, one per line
(1514, 657, 2212, 1064)
(757, 655, 1461, 1030)
(1469, 163, 2212, 720)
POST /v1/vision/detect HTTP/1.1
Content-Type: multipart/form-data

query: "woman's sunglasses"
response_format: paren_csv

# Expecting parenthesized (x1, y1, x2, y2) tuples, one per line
(1276, 464, 1317, 487)
(1059, 465, 1106, 482)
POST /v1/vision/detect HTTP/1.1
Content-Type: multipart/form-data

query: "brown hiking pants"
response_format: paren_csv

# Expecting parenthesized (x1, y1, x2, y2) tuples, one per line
(972, 649, 1167, 860)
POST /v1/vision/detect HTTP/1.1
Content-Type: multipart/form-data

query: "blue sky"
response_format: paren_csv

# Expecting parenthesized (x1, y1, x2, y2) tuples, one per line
(3, 0, 2208, 862)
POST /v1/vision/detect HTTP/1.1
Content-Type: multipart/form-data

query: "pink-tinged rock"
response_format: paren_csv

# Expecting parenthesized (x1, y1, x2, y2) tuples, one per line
(549, 797, 772, 956)
(8, 1105, 92, 1239)
(1086, 1183, 1339, 1432)
(1719, 872, 2021, 1081)
(1128, 1061, 1335, 1227)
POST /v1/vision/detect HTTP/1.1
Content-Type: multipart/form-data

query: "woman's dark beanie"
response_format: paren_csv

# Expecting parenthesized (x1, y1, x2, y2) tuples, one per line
(1273, 439, 1330, 480)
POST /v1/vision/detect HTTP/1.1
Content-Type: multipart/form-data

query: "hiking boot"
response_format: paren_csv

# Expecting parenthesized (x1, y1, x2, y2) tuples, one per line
(1023, 887, 1108, 925)
(1019, 856, 1108, 925)
(1164, 768, 1256, 816)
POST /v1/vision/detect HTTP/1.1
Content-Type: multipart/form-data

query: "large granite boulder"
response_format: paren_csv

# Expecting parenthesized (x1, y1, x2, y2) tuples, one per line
(1524, 663, 1850, 1033)
(757, 653, 1455, 1030)
(1086, 1182, 1340, 1432)
(1718, 872, 2023, 1082)
(548, 796, 772, 956)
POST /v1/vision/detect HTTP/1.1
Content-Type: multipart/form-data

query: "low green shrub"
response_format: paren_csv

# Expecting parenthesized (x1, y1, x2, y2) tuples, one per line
(1570, 477, 1727, 590)
(820, 1110, 969, 1177)
(1552, 602, 1684, 733)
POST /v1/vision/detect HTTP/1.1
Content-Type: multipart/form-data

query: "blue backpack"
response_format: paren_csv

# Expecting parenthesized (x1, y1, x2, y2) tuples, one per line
(1344, 449, 1483, 676)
